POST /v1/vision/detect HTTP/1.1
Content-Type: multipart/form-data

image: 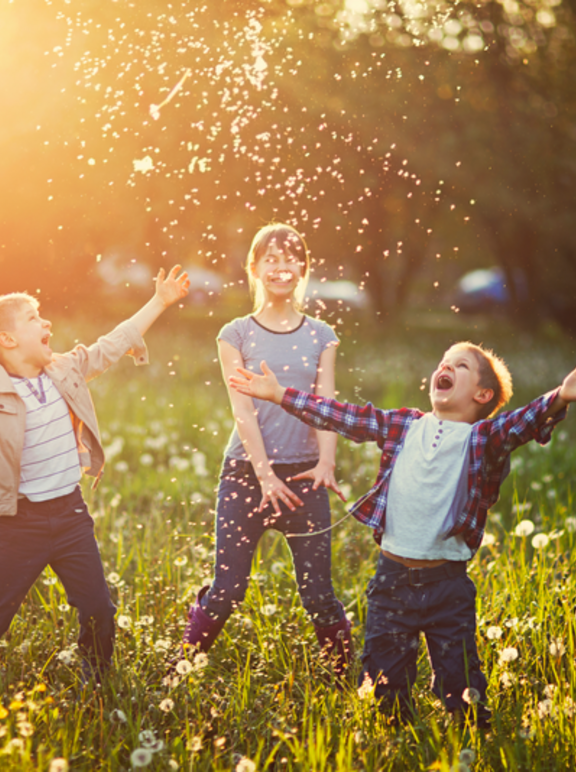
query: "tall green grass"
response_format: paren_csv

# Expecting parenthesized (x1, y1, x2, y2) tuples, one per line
(1, 310, 575, 770)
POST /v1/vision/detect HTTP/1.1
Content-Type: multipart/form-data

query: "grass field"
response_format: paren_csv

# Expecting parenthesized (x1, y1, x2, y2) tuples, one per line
(1, 307, 575, 771)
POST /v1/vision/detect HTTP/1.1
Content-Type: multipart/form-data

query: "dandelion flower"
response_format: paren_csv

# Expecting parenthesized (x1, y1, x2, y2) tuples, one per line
(138, 615, 153, 627)
(504, 617, 518, 628)
(159, 698, 174, 713)
(189, 736, 202, 752)
(531, 533, 549, 549)
(481, 531, 496, 547)
(107, 572, 121, 586)
(130, 748, 153, 767)
(543, 684, 557, 699)
(174, 556, 188, 567)
(139, 453, 154, 466)
(168, 760, 179, 771)
(57, 650, 74, 665)
(138, 730, 157, 747)
(117, 614, 132, 630)
(17, 721, 34, 737)
(459, 749, 476, 765)
(500, 671, 516, 688)
(498, 647, 519, 665)
(486, 625, 503, 640)
(193, 652, 209, 672)
(175, 659, 193, 676)
(261, 604, 277, 616)
(537, 699, 553, 719)
(549, 639, 565, 657)
(49, 760, 69, 772)
(154, 638, 171, 653)
(514, 519, 535, 537)
(565, 516, 576, 533)
(462, 687, 480, 705)
(236, 759, 256, 772)
(110, 709, 127, 722)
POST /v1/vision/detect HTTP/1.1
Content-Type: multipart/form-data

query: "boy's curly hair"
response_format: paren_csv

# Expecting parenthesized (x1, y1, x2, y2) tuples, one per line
(448, 341, 513, 419)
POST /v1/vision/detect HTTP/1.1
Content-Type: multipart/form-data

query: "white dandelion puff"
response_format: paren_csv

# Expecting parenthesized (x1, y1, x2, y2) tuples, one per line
(531, 533, 549, 549)
(486, 625, 503, 640)
(130, 748, 153, 767)
(117, 614, 132, 630)
(49, 760, 69, 772)
(462, 687, 480, 705)
(175, 659, 193, 676)
(159, 698, 174, 713)
(498, 647, 519, 665)
(174, 556, 188, 567)
(236, 759, 256, 772)
(514, 519, 535, 537)
(110, 709, 127, 723)
(549, 639, 565, 657)
(261, 603, 277, 617)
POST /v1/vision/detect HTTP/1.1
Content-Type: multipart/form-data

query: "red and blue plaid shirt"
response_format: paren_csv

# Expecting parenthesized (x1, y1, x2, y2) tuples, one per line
(282, 387, 566, 555)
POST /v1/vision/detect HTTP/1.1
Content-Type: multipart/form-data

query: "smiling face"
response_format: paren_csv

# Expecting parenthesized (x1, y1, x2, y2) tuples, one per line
(252, 238, 305, 304)
(0, 300, 53, 377)
(429, 345, 494, 423)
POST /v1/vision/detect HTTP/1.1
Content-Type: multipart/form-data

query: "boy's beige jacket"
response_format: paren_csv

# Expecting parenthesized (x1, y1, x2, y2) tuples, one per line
(0, 320, 148, 516)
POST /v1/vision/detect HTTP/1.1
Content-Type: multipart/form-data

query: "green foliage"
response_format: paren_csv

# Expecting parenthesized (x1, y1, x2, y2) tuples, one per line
(1, 317, 576, 769)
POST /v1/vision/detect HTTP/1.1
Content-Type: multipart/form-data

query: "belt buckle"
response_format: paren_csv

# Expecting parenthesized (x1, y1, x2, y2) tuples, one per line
(408, 567, 423, 587)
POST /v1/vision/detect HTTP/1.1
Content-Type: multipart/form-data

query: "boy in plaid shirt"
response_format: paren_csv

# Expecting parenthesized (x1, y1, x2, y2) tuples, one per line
(230, 342, 574, 724)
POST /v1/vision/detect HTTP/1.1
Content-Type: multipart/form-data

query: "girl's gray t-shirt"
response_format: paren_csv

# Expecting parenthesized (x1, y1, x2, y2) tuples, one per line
(219, 314, 338, 464)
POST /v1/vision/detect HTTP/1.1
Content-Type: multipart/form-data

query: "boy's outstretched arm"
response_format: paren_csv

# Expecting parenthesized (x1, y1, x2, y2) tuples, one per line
(128, 266, 190, 336)
(229, 361, 287, 404)
(541, 367, 576, 420)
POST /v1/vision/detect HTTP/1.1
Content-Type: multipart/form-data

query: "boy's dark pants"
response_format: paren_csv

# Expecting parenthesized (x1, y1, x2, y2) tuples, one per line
(0, 487, 116, 676)
(361, 553, 488, 719)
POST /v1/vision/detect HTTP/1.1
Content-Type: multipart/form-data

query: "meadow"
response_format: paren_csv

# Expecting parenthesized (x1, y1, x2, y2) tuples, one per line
(1, 306, 575, 771)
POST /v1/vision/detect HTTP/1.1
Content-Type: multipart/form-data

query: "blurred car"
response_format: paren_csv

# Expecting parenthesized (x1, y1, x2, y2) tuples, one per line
(95, 253, 154, 292)
(304, 278, 368, 311)
(183, 265, 224, 304)
(454, 267, 528, 313)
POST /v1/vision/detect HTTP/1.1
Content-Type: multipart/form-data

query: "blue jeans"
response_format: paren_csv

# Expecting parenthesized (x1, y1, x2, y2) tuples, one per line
(361, 553, 488, 716)
(202, 458, 344, 628)
(0, 487, 116, 673)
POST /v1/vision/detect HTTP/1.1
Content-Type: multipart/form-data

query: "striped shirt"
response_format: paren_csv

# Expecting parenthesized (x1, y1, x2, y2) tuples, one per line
(11, 372, 81, 501)
(281, 387, 566, 555)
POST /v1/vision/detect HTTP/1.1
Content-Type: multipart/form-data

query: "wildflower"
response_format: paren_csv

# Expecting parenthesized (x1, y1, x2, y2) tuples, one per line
(459, 749, 476, 765)
(130, 748, 153, 767)
(139, 453, 154, 466)
(159, 698, 174, 713)
(531, 533, 549, 549)
(500, 671, 516, 688)
(514, 519, 535, 537)
(486, 625, 503, 640)
(188, 736, 202, 752)
(543, 684, 557, 699)
(168, 761, 179, 770)
(481, 532, 496, 547)
(505, 617, 518, 628)
(537, 699, 553, 719)
(565, 516, 576, 533)
(236, 758, 256, 772)
(4, 738, 24, 752)
(549, 639, 565, 657)
(357, 672, 374, 700)
(138, 615, 153, 627)
(107, 572, 122, 586)
(498, 647, 519, 666)
(462, 687, 480, 705)
(174, 556, 188, 567)
(110, 709, 127, 722)
(175, 659, 193, 676)
(17, 720, 34, 737)
(58, 603, 70, 612)
(154, 639, 171, 653)
(117, 615, 132, 630)
(261, 604, 277, 616)
(49, 760, 69, 772)
(43, 576, 58, 586)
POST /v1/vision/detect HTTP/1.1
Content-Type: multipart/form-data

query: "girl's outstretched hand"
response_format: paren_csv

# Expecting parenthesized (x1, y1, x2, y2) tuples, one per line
(229, 361, 286, 404)
(291, 460, 347, 502)
(155, 265, 190, 307)
(559, 367, 576, 404)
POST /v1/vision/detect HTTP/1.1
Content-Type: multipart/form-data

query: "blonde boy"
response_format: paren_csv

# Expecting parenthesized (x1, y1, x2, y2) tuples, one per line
(0, 267, 189, 680)
(230, 342, 574, 724)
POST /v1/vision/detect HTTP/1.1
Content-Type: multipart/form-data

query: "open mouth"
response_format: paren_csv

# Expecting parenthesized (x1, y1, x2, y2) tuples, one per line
(41, 334, 51, 348)
(437, 374, 453, 391)
(271, 271, 294, 284)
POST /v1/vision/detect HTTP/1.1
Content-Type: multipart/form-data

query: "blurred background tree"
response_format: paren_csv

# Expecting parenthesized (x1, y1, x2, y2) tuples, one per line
(0, 0, 574, 329)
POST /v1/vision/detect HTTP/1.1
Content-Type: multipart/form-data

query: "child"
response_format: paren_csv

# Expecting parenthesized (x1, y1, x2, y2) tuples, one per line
(0, 266, 190, 680)
(230, 341, 574, 723)
(180, 223, 353, 679)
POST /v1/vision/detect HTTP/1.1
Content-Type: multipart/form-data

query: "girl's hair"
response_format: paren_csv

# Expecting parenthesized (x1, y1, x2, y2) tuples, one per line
(448, 341, 513, 419)
(0, 293, 39, 332)
(245, 223, 310, 311)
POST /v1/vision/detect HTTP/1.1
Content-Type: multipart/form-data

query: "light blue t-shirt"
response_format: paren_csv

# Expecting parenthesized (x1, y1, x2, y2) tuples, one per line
(219, 314, 338, 464)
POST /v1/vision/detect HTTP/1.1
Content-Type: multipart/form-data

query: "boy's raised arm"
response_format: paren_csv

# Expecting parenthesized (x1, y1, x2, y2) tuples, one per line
(541, 366, 576, 420)
(128, 266, 190, 337)
(229, 361, 287, 405)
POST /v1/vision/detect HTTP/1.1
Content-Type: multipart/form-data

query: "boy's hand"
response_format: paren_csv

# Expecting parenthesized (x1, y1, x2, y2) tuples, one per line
(559, 368, 576, 404)
(155, 265, 190, 308)
(229, 361, 286, 405)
